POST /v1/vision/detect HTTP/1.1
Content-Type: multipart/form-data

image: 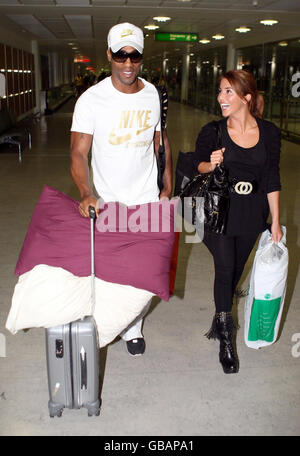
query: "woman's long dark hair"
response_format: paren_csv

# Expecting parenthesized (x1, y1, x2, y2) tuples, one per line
(220, 70, 263, 118)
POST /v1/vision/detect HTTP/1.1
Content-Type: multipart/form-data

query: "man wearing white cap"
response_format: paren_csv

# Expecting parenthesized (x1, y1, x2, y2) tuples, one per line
(70, 23, 172, 355)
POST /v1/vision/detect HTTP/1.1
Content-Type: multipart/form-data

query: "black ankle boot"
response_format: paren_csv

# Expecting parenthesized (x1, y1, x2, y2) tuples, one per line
(205, 312, 239, 374)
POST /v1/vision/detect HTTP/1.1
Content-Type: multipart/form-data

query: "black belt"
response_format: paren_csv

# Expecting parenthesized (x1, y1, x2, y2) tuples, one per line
(228, 177, 259, 195)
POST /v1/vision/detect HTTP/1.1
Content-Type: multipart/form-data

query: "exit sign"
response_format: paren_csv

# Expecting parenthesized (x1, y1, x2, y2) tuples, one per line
(155, 32, 198, 43)
(74, 56, 90, 63)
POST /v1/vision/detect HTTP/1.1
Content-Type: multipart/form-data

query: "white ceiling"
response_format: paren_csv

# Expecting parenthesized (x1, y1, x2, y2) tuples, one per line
(0, 0, 299, 69)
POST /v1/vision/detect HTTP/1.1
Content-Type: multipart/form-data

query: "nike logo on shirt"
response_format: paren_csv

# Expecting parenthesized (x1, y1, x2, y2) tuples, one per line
(109, 109, 153, 145)
(108, 125, 152, 145)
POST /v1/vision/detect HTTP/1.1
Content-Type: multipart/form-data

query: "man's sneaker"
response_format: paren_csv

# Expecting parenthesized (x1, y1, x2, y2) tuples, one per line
(126, 338, 146, 356)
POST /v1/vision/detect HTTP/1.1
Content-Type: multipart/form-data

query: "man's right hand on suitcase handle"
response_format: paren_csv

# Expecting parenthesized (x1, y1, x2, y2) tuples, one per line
(89, 205, 96, 220)
(78, 194, 99, 218)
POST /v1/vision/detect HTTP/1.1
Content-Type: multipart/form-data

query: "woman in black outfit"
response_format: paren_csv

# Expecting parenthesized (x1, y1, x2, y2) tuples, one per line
(194, 70, 282, 374)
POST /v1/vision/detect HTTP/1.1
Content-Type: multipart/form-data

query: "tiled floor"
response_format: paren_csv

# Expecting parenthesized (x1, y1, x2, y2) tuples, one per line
(0, 97, 299, 436)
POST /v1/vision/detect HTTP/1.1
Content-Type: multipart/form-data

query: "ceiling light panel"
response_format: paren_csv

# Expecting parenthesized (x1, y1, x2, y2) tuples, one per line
(174, 0, 226, 6)
(235, 26, 251, 33)
(18, 0, 54, 4)
(7, 14, 56, 39)
(153, 17, 171, 22)
(163, 1, 192, 5)
(212, 34, 225, 40)
(64, 15, 93, 39)
(0, 0, 20, 4)
(221, 0, 282, 7)
(56, 0, 90, 5)
(260, 19, 278, 25)
(92, 1, 126, 5)
(192, 1, 230, 4)
(126, 0, 161, 5)
(38, 17, 73, 39)
(144, 25, 160, 30)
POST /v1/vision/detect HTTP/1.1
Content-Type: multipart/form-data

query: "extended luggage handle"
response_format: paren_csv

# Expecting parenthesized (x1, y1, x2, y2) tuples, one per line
(89, 206, 96, 315)
(89, 205, 96, 219)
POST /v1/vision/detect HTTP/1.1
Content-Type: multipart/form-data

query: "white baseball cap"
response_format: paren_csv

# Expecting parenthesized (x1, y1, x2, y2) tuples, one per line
(107, 22, 144, 54)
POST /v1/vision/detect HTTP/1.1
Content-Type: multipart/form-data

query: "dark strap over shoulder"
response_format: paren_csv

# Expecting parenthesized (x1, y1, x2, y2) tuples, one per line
(212, 120, 222, 149)
(155, 85, 168, 131)
(155, 85, 168, 192)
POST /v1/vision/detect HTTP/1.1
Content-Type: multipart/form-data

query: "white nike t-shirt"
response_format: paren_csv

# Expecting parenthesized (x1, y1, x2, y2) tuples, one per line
(71, 76, 161, 206)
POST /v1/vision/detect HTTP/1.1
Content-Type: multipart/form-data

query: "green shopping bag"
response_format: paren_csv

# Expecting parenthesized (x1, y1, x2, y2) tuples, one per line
(248, 297, 281, 342)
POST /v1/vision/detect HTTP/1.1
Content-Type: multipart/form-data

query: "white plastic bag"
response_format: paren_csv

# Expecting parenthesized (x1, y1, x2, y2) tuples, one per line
(244, 226, 288, 349)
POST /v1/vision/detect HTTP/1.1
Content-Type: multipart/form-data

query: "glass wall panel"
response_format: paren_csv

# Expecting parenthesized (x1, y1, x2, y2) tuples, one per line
(189, 47, 226, 114)
(143, 37, 300, 139)
(237, 38, 300, 137)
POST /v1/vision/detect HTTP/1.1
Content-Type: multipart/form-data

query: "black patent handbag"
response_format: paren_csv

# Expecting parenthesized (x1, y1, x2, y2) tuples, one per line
(178, 121, 230, 235)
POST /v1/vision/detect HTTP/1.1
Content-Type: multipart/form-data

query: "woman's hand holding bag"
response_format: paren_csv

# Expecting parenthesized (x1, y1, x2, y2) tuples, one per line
(209, 147, 225, 170)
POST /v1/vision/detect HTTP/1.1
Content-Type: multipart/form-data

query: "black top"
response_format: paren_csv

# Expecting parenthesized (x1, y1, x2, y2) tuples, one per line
(193, 117, 281, 236)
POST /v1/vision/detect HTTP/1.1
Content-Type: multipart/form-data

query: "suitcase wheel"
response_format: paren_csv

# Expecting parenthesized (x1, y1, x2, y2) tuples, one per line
(50, 409, 63, 418)
(88, 409, 100, 417)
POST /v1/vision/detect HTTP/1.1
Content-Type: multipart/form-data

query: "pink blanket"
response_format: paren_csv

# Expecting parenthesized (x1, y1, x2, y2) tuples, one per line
(15, 186, 178, 301)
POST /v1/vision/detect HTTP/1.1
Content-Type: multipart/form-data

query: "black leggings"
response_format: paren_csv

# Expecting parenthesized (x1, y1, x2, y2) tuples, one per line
(203, 231, 259, 312)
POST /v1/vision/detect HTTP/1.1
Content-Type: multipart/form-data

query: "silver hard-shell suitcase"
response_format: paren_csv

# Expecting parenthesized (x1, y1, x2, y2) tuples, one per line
(45, 206, 101, 417)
